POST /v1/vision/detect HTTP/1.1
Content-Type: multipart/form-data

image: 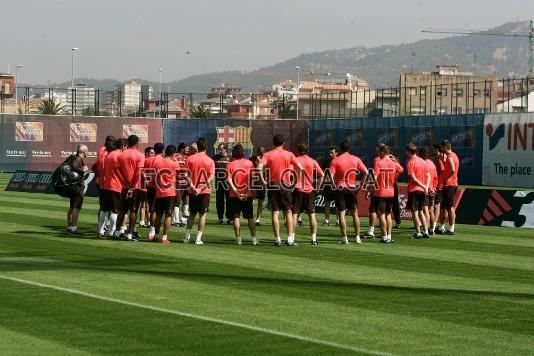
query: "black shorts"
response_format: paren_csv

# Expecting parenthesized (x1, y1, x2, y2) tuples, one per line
(292, 190, 316, 214)
(408, 191, 426, 211)
(254, 186, 266, 201)
(368, 195, 379, 214)
(189, 193, 210, 215)
(434, 189, 442, 204)
(424, 194, 435, 207)
(69, 189, 84, 209)
(334, 188, 358, 212)
(268, 187, 293, 212)
(101, 189, 121, 213)
(120, 188, 137, 212)
(228, 197, 254, 219)
(155, 196, 176, 216)
(147, 187, 156, 213)
(376, 197, 394, 215)
(135, 189, 147, 212)
(323, 186, 335, 201)
(442, 186, 458, 209)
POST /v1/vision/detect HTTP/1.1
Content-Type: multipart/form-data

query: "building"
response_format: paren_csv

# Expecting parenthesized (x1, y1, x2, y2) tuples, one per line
(116, 81, 153, 114)
(0, 73, 15, 98)
(207, 84, 243, 100)
(224, 94, 277, 119)
(399, 65, 498, 116)
(498, 91, 534, 112)
(66, 83, 96, 115)
(144, 97, 188, 118)
(296, 74, 373, 119)
(36, 89, 68, 109)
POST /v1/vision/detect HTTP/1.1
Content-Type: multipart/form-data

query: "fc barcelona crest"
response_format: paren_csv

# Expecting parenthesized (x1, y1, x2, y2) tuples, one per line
(214, 126, 253, 152)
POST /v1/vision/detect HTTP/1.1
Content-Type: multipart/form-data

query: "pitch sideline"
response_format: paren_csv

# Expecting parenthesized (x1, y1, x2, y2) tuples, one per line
(0, 274, 394, 356)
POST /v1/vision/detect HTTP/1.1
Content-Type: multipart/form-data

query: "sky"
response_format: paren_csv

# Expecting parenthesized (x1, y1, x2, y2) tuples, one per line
(2, 0, 532, 84)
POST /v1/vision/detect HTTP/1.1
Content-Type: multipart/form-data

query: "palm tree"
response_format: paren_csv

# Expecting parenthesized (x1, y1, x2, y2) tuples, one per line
(36, 99, 64, 115)
(190, 105, 212, 118)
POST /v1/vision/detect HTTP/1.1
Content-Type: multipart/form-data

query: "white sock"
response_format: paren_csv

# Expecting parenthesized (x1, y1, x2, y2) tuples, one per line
(140, 220, 145, 225)
(184, 229, 191, 240)
(324, 219, 329, 224)
(368, 226, 375, 234)
(98, 211, 107, 234)
(255, 219, 260, 223)
(183, 205, 189, 216)
(311, 233, 316, 242)
(449, 224, 455, 232)
(173, 207, 180, 222)
(109, 213, 118, 235)
(70, 226, 77, 231)
(252, 236, 257, 243)
(120, 226, 126, 233)
(342, 236, 348, 243)
(127, 233, 133, 240)
(424, 229, 429, 235)
(149, 226, 156, 237)
(196, 231, 203, 242)
(162, 235, 168, 241)
(432, 222, 437, 230)
(287, 234, 294, 244)
(275, 236, 281, 243)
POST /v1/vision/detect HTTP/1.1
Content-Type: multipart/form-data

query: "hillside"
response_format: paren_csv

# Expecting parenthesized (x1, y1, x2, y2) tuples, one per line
(46, 21, 531, 92)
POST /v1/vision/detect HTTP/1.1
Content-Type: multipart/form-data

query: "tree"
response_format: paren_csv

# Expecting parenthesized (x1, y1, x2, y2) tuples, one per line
(190, 105, 212, 118)
(81, 105, 97, 116)
(36, 99, 64, 115)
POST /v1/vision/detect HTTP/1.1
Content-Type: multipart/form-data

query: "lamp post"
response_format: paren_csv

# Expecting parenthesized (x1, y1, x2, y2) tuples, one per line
(296, 66, 300, 120)
(71, 48, 79, 87)
(158, 68, 163, 118)
(15, 64, 22, 114)
(71, 48, 79, 116)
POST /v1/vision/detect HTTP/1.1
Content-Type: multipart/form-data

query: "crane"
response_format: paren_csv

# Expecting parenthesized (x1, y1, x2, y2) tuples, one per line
(422, 20, 534, 77)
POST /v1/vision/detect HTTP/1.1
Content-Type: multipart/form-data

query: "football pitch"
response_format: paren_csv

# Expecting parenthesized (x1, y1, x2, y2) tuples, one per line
(0, 174, 533, 355)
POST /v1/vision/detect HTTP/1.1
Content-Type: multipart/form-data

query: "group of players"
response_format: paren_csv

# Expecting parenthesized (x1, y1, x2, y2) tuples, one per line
(66, 132, 459, 246)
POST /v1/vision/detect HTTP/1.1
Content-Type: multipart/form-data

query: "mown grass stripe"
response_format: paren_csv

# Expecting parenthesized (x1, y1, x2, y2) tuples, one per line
(0, 275, 393, 356)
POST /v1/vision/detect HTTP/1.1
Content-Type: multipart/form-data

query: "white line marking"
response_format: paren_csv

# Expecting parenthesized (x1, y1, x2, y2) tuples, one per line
(0, 275, 393, 355)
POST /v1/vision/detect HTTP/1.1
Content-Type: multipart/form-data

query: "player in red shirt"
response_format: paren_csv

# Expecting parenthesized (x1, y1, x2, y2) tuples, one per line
(249, 146, 267, 225)
(112, 135, 145, 241)
(329, 139, 368, 244)
(226, 144, 257, 245)
(365, 143, 385, 239)
(92, 135, 116, 234)
(372, 145, 403, 243)
(184, 137, 215, 245)
(151, 145, 182, 243)
(258, 134, 303, 246)
(137, 146, 155, 228)
(100, 138, 127, 238)
(292, 143, 324, 245)
(420, 147, 438, 235)
(171, 143, 188, 226)
(437, 140, 460, 235)
(432, 143, 445, 233)
(405, 143, 431, 239)
(144, 143, 164, 238)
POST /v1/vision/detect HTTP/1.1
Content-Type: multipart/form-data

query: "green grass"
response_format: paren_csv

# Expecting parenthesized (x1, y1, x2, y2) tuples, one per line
(0, 173, 533, 355)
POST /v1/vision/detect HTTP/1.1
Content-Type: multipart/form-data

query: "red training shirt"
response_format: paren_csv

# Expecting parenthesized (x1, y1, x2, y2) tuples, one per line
(329, 152, 367, 189)
(153, 156, 182, 198)
(226, 158, 254, 198)
(406, 156, 428, 193)
(444, 151, 459, 187)
(187, 152, 215, 194)
(373, 157, 403, 198)
(117, 148, 145, 190)
(425, 159, 438, 191)
(263, 148, 300, 184)
(101, 150, 123, 193)
(296, 155, 324, 193)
